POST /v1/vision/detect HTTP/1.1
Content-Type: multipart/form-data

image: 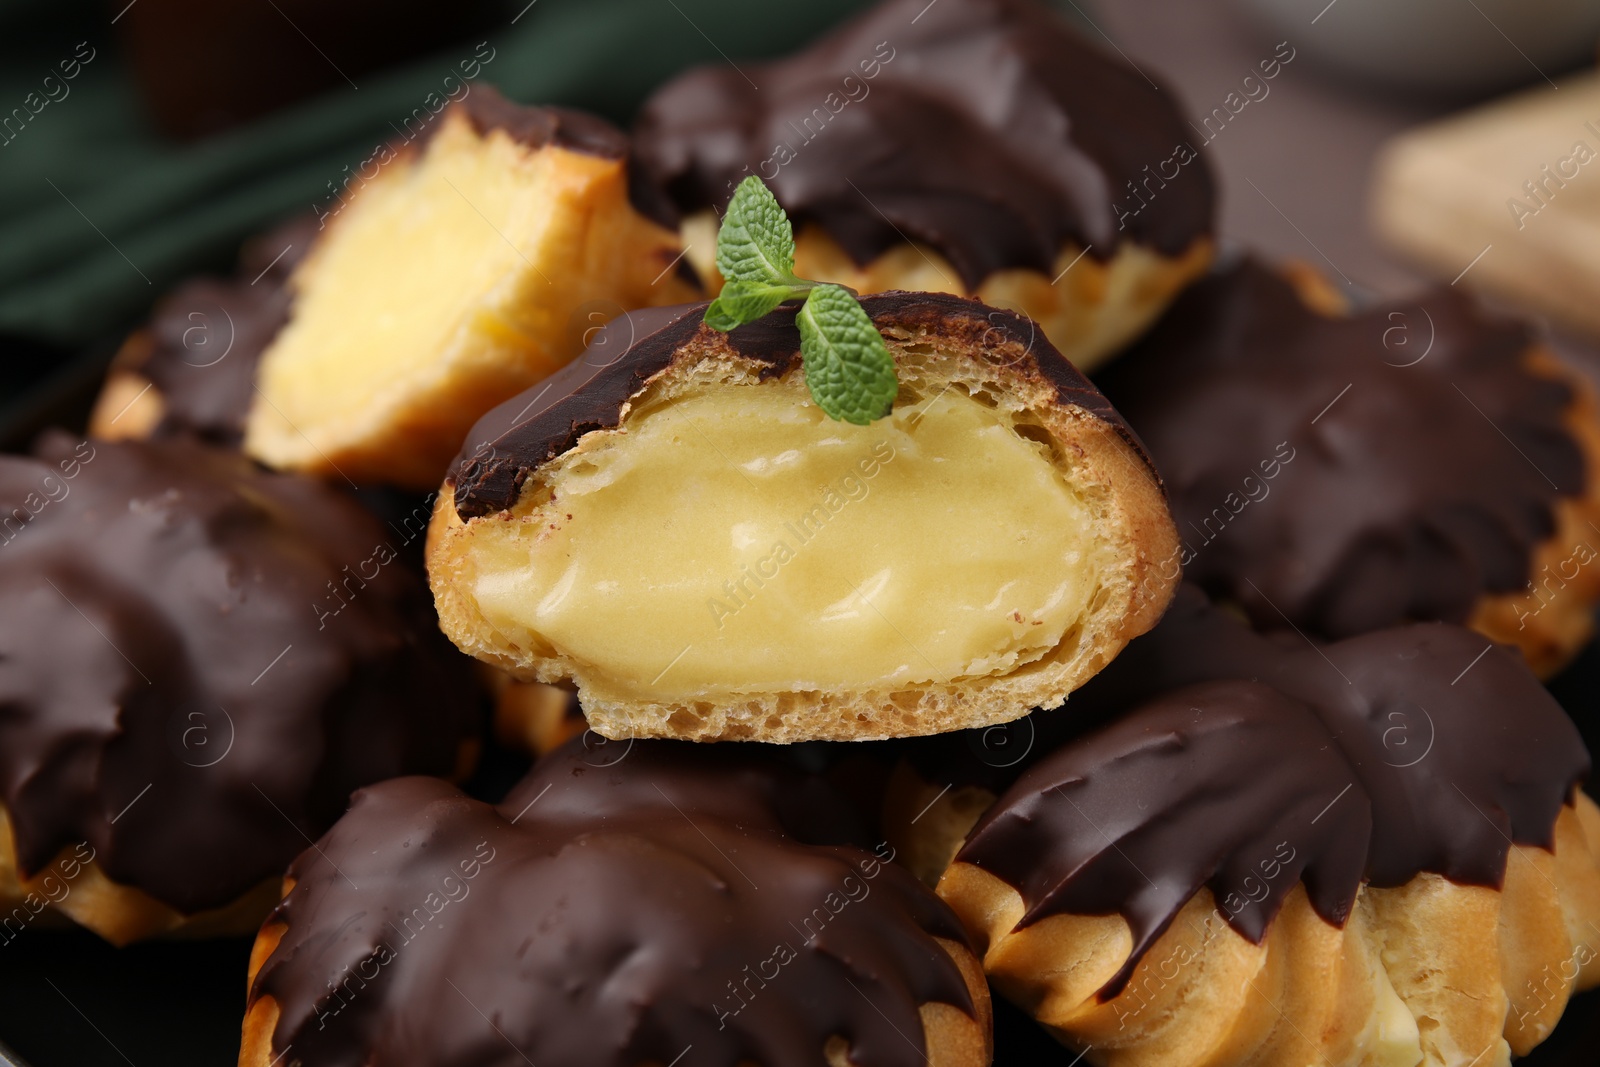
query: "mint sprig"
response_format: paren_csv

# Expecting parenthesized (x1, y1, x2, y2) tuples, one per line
(703, 176, 898, 425)
(714, 176, 798, 286)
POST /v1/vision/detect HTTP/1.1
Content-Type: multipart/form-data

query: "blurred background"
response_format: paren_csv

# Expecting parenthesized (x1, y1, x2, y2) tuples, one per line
(3, 0, 1600, 446)
(3, 0, 1600, 1063)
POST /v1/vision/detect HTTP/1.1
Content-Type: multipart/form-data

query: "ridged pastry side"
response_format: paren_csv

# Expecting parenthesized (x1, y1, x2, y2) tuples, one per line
(938, 791, 1600, 1067)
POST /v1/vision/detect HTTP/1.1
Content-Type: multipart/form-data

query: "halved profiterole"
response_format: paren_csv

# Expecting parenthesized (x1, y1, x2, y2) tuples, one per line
(426, 178, 1179, 743)
(244, 87, 699, 490)
(426, 299, 1178, 741)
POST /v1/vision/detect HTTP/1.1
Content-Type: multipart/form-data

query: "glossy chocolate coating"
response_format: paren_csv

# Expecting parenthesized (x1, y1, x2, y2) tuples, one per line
(252, 740, 976, 1067)
(131, 278, 288, 445)
(448, 84, 630, 159)
(950, 586, 1587, 991)
(1096, 257, 1584, 639)
(0, 435, 477, 913)
(118, 215, 312, 445)
(1083, 587, 1589, 853)
(448, 291, 1152, 518)
(635, 0, 1214, 289)
(961, 679, 1372, 994)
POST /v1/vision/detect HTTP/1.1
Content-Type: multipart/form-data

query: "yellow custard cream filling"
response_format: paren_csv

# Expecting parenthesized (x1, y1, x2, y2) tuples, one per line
(468, 379, 1106, 700)
(258, 118, 604, 426)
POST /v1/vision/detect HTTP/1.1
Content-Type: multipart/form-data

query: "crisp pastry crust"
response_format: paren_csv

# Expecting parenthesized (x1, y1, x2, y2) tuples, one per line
(682, 215, 1214, 374)
(428, 293, 1179, 742)
(0, 808, 282, 947)
(1465, 345, 1600, 676)
(237, 742, 992, 1067)
(244, 88, 700, 489)
(940, 796, 1600, 1067)
(89, 363, 166, 441)
(892, 586, 1598, 1067)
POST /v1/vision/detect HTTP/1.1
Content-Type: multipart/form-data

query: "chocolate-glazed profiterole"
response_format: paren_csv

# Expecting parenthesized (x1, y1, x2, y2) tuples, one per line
(428, 292, 1179, 743)
(900, 586, 1600, 1067)
(88, 216, 314, 445)
(961, 680, 1373, 993)
(239, 740, 992, 1067)
(1096, 256, 1600, 677)
(634, 0, 1217, 371)
(0, 435, 479, 946)
(245, 86, 699, 489)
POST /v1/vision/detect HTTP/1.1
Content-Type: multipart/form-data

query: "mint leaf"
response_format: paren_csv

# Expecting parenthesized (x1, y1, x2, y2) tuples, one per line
(701, 176, 900, 422)
(796, 284, 898, 425)
(704, 280, 799, 332)
(716, 175, 797, 287)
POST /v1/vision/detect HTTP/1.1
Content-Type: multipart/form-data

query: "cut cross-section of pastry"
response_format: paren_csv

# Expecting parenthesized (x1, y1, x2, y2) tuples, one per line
(427, 292, 1180, 743)
(245, 87, 700, 489)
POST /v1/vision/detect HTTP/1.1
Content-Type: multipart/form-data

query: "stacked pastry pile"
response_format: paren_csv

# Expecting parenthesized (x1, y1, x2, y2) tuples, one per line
(5, 1, 1600, 1065)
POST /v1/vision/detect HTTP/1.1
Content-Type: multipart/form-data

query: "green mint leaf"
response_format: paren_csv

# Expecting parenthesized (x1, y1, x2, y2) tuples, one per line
(703, 281, 798, 332)
(715, 175, 797, 287)
(796, 284, 898, 425)
(702, 177, 900, 420)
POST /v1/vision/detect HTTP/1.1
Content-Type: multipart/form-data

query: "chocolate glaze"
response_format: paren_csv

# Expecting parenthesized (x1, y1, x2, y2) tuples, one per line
(947, 585, 1587, 993)
(252, 739, 977, 1067)
(961, 680, 1371, 994)
(1096, 257, 1584, 639)
(1143, 599, 1590, 885)
(115, 215, 313, 445)
(0, 435, 478, 913)
(502, 739, 873, 848)
(130, 278, 288, 445)
(634, 0, 1215, 289)
(448, 291, 1152, 518)
(437, 83, 631, 160)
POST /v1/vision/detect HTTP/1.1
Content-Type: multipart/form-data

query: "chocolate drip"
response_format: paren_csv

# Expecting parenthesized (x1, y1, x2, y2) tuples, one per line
(1135, 603, 1589, 887)
(1096, 258, 1584, 639)
(960, 679, 1371, 995)
(1281, 624, 1581, 887)
(635, 0, 1215, 289)
(447, 291, 1150, 518)
(118, 215, 313, 445)
(949, 585, 1587, 992)
(0, 436, 477, 913)
(253, 740, 977, 1067)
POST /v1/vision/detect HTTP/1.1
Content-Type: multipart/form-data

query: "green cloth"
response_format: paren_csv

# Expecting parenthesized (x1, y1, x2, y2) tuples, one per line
(0, 0, 874, 347)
